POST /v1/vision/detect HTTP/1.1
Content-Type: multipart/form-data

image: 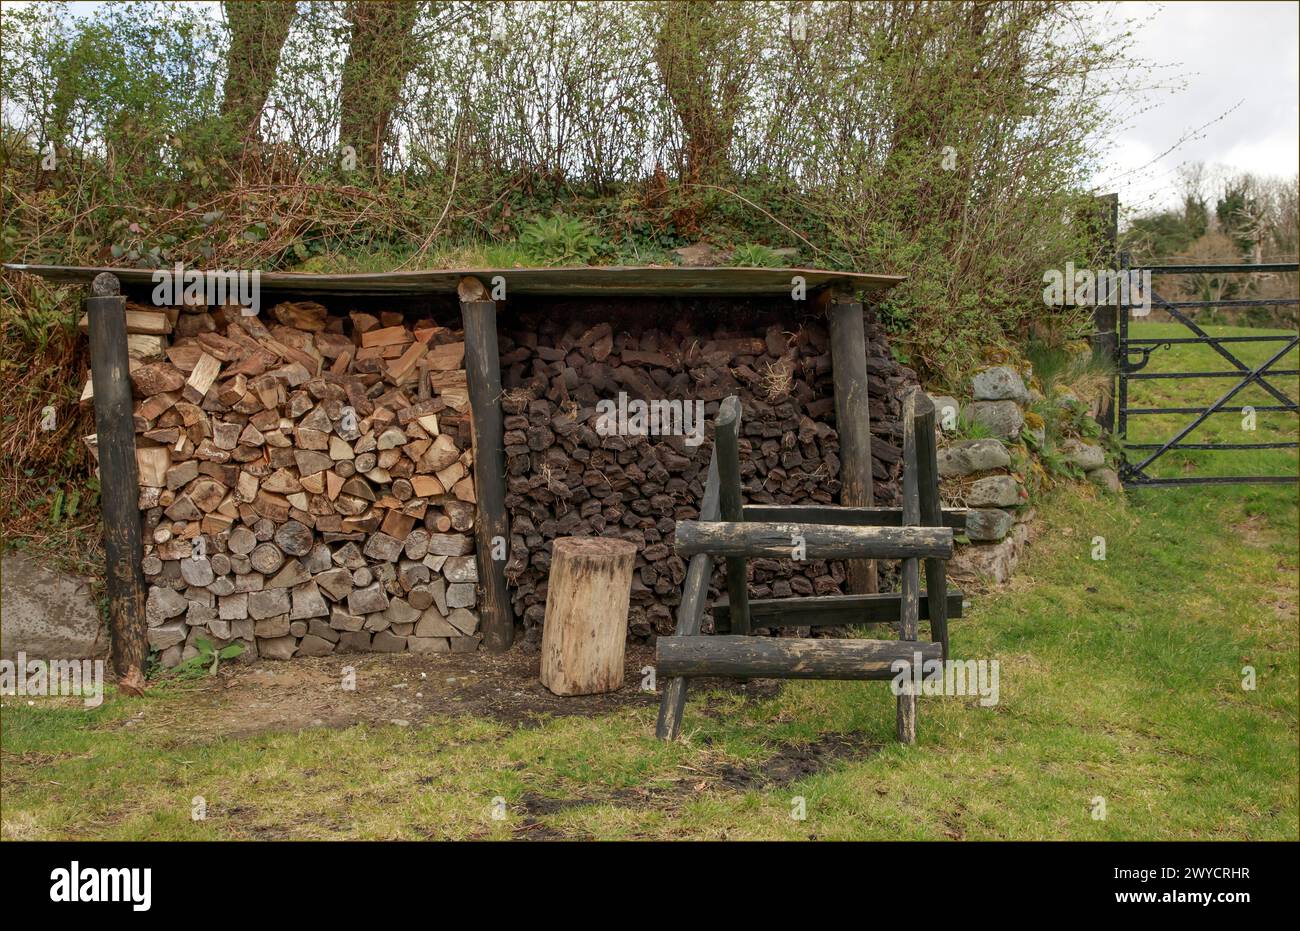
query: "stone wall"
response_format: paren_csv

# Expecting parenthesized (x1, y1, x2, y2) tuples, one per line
(929, 364, 1118, 586)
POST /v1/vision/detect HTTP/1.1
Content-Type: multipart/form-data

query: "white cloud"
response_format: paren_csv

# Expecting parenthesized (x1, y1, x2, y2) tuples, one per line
(1093, 1, 1300, 214)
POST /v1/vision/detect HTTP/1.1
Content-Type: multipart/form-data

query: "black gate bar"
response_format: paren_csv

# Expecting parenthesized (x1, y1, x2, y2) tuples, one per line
(1125, 442, 1298, 450)
(1138, 298, 1298, 309)
(1126, 404, 1298, 415)
(1142, 262, 1300, 274)
(1126, 368, 1299, 379)
(1124, 336, 1299, 476)
(1116, 258, 1298, 487)
(1126, 334, 1296, 344)
(1125, 475, 1299, 487)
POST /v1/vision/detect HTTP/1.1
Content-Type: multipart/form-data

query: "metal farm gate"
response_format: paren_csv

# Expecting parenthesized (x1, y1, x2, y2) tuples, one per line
(1115, 258, 1299, 487)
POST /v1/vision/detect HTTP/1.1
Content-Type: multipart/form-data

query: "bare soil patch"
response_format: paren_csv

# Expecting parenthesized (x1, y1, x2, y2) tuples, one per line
(712, 732, 881, 790)
(132, 644, 666, 741)
(125, 643, 803, 744)
(509, 731, 880, 839)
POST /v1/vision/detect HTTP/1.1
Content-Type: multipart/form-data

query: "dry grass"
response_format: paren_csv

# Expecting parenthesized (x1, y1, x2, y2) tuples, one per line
(498, 386, 536, 406)
(0, 269, 101, 574)
(759, 359, 794, 401)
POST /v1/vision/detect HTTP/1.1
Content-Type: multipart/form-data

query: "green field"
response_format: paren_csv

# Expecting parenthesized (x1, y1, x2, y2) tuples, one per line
(2, 330, 1297, 841)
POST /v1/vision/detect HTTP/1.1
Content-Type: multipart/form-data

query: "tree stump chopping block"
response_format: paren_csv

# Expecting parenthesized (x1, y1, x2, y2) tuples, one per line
(540, 537, 638, 696)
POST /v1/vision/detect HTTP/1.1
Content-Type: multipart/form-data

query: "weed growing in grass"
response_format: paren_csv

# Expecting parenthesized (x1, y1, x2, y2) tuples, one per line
(955, 412, 995, 441)
(729, 243, 784, 267)
(1027, 339, 1113, 412)
(518, 214, 606, 265)
(170, 638, 247, 680)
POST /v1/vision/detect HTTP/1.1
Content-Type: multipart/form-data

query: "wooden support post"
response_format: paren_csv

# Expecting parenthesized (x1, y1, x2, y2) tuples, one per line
(86, 273, 147, 696)
(897, 389, 922, 744)
(655, 451, 720, 740)
(912, 392, 949, 661)
(1092, 193, 1120, 433)
(827, 293, 877, 594)
(540, 537, 638, 695)
(459, 278, 514, 652)
(714, 396, 750, 635)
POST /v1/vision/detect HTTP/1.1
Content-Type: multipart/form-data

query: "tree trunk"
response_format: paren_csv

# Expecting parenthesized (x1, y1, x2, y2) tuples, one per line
(221, 0, 297, 150)
(651, 1, 745, 192)
(539, 537, 637, 696)
(338, 0, 423, 175)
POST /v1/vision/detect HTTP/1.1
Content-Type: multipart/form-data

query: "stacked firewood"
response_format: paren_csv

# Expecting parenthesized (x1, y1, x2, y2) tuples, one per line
(84, 300, 482, 666)
(496, 308, 916, 645)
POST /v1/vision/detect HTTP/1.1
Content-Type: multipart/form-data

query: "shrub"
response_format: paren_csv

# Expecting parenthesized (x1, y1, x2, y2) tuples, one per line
(0, 2, 1144, 382)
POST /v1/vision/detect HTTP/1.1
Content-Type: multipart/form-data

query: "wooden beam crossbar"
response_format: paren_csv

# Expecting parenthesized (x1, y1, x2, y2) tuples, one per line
(742, 504, 967, 530)
(674, 520, 953, 560)
(657, 636, 940, 681)
(712, 592, 964, 630)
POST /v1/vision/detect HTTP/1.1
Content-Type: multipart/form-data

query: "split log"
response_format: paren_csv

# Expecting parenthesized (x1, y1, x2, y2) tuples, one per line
(79, 306, 172, 336)
(125, 293, 482, 666)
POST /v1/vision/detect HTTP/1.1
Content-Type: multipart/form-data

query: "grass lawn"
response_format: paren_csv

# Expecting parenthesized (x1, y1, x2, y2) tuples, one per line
(2, 325, 1296, 841)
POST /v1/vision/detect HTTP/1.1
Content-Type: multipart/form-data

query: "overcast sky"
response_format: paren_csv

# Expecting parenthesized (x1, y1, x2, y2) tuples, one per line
(9, 1, 1300, 217)
(1092, 1, 1299, 215)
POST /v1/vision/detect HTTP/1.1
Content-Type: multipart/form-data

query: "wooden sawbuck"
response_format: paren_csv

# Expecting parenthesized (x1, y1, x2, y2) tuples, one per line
(655, 387, 967, 743)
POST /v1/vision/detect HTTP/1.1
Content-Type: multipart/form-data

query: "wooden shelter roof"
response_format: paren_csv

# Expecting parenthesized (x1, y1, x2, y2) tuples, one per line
(4, 263, 903, 299)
